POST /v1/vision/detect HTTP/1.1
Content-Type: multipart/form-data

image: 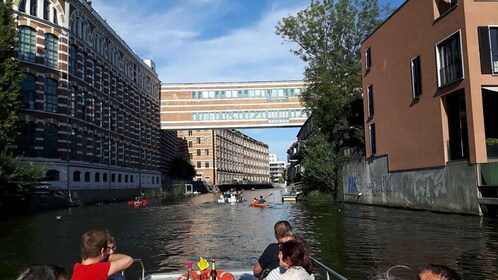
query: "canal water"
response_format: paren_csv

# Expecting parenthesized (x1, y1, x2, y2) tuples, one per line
(1, 189, 498, 280)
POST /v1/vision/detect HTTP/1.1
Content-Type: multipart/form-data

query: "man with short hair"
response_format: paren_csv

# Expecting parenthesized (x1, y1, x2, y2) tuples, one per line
(72, 230, 133, 280)
(252, 221, 293, 279)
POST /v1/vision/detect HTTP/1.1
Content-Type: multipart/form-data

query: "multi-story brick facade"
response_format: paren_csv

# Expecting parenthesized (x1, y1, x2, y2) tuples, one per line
(178, 129, 269, 186)
(11, 0, 162, 203)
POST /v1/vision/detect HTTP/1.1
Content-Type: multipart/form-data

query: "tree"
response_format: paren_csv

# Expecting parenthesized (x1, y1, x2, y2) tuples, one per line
(168, 157, 196, 180)
(0, 152, 46, 209)
(276, 0, 389, 199)
(0, 0, 25, 151)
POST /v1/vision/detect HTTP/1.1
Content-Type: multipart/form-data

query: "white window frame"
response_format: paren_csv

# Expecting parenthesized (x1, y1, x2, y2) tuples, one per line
(435, 30, 464, 87)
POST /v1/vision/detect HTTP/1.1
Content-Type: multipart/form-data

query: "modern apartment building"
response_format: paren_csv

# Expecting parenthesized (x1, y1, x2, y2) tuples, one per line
(11, 0, 162, 203)
(344, 0, 498, 215)
(269, 154, 286, 184)
(177, 129, 270, 186)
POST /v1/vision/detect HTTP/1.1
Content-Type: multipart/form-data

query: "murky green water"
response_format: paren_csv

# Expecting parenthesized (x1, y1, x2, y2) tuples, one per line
(1, 190, 497, 279)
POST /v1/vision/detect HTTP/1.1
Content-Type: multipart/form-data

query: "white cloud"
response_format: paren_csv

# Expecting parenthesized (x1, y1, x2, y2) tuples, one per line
(91, 0, 307, 83)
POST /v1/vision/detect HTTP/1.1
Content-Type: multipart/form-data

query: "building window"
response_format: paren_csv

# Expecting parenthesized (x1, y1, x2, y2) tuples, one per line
(103, 173, 108, 182)
(44, 78, 58, 113)
(85, 172, 90, 182)
(197, 161, 201, 168)
(30, 0, 37, 16)
(205, 149, 209, 156)
(43, 0, 50, 21)
(478, 26, 498, 74)
(18, 26, 36, 62)
(205, 162, 209, 168)
(44, 33, 58, 68)
(73, 171, 80, 182)
(21, 73, 36, 109)
(19, 0, 27, 12)
(365, 47, 371, 71)
(196, 137, 201, 144)
(369, 123, 376, 155)
(188, 130, 192, 136)
(95, 172, 100, 182)
(43, 124, 58, 158)
(367, 85, 374, 117)
(435, 0, 457, 17)
(188, 141, 192, 148)
(436, 31, 463, 87)
(197, 149, 201, 156)
(69, 45, 77, 75)
(411, 56, 422, 98)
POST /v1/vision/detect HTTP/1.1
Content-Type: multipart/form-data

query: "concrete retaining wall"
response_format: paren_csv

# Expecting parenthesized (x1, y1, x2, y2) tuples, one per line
(342, 156, 481, 215)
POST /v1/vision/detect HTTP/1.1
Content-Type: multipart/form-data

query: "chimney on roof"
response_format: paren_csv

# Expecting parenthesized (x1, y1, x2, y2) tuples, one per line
(87, 0, 92, 6)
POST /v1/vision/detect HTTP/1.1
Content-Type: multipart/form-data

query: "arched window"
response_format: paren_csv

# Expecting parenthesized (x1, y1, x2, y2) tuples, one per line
(69, 45, 77, 75)
(44, 78, 58, 112)
(45, 170, 60, 181)
(118, 174, 122, 183)
(18, 26, 36, 62)
(19, 0, 27, 12)
(130, 175, 134, 183)
(73, 171, 80, 182)
(103, 173, 108, 182)
(52, 8, 58, 24)
(95, 172, 100, 182)
(44, 33, 58, 68)
(125, 174, 128, 183)
(84, 171, 90, 182)
(111, 173, 115, 182)
(43, 123, 58, 158)
(21, 73, 36, 109)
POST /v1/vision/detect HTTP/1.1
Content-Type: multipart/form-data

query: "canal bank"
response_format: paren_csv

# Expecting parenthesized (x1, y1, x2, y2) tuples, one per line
(342, 156, 486, 215)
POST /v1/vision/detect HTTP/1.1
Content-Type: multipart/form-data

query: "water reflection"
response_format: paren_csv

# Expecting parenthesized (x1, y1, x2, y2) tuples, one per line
(0, 190, 497, 279)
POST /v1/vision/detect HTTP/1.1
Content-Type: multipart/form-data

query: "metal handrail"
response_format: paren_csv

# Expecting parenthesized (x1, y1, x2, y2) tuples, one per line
(130, 258, 145, 280)
(310, 256, 348, 280)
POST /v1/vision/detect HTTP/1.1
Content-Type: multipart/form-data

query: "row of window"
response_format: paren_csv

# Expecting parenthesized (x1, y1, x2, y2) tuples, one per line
(18, 26, 58, 68)
(192, 109, 309, 121)
(18, 0, 59, 24)
(192, 88, 303, 99)
(71, 170, 159, 185)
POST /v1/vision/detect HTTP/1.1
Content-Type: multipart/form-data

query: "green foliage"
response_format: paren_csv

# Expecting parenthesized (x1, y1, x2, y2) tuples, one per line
(168, 157, 196, 180)
(486, 138, 498, 146)
(301, 131, 344, 199)
(0, 152, 46, 209)
(276, 0, 389, 199)
(0, 0, 25, 150)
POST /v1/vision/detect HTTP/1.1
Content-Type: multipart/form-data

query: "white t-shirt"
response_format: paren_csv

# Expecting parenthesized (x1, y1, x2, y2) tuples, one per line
(279, 266, 314, 280)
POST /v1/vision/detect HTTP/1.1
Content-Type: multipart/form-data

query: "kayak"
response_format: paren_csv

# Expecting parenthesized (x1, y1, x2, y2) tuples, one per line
(128, 199, 149, 207)
(249, 202, 266, 208)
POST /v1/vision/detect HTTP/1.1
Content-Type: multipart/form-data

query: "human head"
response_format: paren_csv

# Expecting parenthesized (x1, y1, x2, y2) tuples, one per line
(278, 239, 313, 274)
(17, 265, 67, 280)
(80, 230, 113, 260)
(417, 264, 461, 280)
(274, 220, 293, 242)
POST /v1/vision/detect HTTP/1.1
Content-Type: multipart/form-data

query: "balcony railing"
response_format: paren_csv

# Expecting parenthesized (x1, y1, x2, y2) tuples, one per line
(439, 63, 462, 87)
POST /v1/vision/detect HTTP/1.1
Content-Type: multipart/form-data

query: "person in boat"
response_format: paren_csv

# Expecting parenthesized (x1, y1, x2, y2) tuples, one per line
(418, 264, 461, 280)
(277, 239, 314, 280)
(72, 230, 133, 280)
(251, 198, 258, 205)
(248, 221, 294, 280)
(17, 264, 67, 280)
(105, 237, 125, 280)
(258, 196, 266, 204)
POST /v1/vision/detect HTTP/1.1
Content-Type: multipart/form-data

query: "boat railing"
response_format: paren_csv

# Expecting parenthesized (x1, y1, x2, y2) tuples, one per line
(125, 258, 145, 280)
(311, 256, 348, 280)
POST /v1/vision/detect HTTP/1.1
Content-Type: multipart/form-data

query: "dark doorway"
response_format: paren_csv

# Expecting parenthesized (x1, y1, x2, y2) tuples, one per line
(445, 91, 469, 160)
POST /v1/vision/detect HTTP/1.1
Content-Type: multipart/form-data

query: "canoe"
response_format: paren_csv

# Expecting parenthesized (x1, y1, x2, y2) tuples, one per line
(249, 202, 266, 208)
(128, 199, 149, 207)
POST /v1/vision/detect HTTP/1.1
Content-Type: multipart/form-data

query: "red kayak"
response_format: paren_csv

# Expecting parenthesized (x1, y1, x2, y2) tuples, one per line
(128, 199, 149, 207)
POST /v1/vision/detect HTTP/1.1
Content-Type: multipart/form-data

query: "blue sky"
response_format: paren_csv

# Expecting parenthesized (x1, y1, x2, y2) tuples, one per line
(91, 0, 405, 161)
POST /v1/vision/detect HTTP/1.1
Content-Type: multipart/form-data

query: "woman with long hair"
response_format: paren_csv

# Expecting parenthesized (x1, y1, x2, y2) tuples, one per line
(278, 239, 314, 280)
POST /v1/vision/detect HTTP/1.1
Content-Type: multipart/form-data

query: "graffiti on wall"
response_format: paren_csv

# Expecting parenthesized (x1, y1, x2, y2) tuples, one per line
(347, 168, 447, 200)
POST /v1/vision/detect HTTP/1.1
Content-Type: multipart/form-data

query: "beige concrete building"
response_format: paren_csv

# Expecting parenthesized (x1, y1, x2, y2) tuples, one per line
(343, 0, 498, 215)
(178, 129, 269, 186)
(160, 81, 309, 130)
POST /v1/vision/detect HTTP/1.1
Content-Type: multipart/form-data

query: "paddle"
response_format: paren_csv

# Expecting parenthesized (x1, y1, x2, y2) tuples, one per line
(264, 193, 273, 199)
